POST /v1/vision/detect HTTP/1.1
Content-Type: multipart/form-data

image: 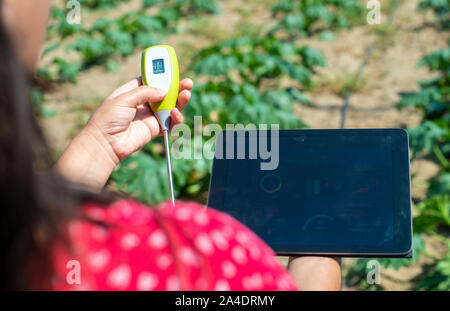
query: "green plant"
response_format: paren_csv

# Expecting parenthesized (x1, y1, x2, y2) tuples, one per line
(39, 12, 172, 83)
(193, 36, 325, 87)
(70, 12, 172, 65)
(113, 142, 213, 204)
(143, 0, 221, 15)
(397, 46, 450, 197)
(416, 243, 450, 290)
(79, 0, 131, 10)
(270, 0, 363, 38)
(30, 88, 57, 118)
(414, 195, 450, 232)
(418, 0, 450, 29)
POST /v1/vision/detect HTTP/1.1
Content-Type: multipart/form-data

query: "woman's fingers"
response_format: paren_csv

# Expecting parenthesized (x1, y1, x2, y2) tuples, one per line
(106, 77, 192, 107)
(168, 108, 184, 132)
(135, 106, 183, 136)
(180, 78, 194, 92)
(171, 108, 183, 124)
(114, 86, 167, 108)
(134, 104, 162, 135)
(105, 77, 143, 101)
(176, 78, 193, 111)
(109, 77, 191, 101)
(176, 89, 191, 111)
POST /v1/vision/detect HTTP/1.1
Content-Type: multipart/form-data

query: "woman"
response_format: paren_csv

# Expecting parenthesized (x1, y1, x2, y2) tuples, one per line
(0, 0, 341, 290)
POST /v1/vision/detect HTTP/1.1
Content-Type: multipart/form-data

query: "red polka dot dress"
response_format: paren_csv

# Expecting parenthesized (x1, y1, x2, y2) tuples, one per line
(50, 200, 298, 291)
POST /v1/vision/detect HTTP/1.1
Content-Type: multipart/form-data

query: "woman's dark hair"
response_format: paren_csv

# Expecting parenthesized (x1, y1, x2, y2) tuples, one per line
(0, 12, 113, 290)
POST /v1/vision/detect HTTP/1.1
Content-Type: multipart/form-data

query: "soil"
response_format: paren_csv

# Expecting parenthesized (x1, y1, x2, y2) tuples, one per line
(39, 0, 449, 290)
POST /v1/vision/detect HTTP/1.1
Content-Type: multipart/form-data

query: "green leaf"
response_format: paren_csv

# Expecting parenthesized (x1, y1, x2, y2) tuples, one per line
(79, 0, 131, 10)
(418, 46, 450, 71)
(299, 46, 326, 68)
(143, 0, 165, 8)
(397, 87, 444, 115)
(112, 152, 172, 204)
(42, 42, 61, 56)
(428, 173, 450, 198)
(408, 121, 448, 156)
(53, 58, 82, 83)
(418, 0, 450, 21)
(414, 194, 450, 234)
(105, 59, 120, 72)
(287, 88, 312, 105)
(416, 247, 450, 290)
(318, 30, 336, 41)
(175, 0, 221, 14)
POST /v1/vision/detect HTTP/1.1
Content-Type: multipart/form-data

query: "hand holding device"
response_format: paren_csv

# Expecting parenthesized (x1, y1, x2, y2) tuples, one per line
(56, 73, 192, 190)
(141, 45, 180, 205)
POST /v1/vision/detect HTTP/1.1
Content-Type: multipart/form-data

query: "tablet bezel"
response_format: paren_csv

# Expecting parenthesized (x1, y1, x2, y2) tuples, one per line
(207, 129, 413, 258)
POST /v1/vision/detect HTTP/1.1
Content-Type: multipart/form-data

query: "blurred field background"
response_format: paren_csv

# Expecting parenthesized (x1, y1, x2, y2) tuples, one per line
(35, 0, 449, 290)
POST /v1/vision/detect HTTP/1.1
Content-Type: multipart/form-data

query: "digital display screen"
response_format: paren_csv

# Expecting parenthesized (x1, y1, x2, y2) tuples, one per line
(152, 58, 165, 74)
(219, 134, 395, 248)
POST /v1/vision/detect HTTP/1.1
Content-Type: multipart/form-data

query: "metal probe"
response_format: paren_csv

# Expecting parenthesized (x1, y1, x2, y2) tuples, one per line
(163, 129, 175, 205)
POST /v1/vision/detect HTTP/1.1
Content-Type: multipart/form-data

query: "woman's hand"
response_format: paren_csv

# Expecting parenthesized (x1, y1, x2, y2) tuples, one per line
(87, 77, 193, 162)
(287, 256, 341, 291)
(55, 77, 193, 189)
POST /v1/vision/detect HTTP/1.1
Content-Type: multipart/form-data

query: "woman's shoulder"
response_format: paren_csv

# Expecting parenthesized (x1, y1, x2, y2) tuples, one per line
(51, 200, 297, 291)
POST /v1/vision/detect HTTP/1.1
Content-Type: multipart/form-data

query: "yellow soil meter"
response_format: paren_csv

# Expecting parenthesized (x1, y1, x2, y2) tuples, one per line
(141, 45, 179, 205)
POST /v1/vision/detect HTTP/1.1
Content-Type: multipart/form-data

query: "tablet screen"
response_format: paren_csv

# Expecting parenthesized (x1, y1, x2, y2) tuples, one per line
(208, 129, 412, 256)
(223, 135, 394, 247)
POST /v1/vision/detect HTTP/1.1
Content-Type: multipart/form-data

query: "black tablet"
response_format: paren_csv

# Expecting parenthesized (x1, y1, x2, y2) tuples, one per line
(207, 129, 412, 257)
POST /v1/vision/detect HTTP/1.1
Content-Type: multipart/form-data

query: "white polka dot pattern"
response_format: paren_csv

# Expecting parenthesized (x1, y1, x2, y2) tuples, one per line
(242, 272, 263, 290)
(178, 246, 201, 267)
(214, 279, 230, 291)
(147, 229, 168, 249)
(194, 233, 214, 255)
(210, 229, 228, 250)
(121, 233, 140, 251)
(107, 264, 131, 290)
(221, 261, 237, 279)
(175, 207, 191, 221)
(193, 211, 209, 226)
(166, 275, 180, 291)
(231, 246, 248, 265)
(91, 227, 108, 242)
(87, 249, 110, 271)
(50, 200, 298, 291)
(137, 272, 158, 291)
(156, 253, 173, 270)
